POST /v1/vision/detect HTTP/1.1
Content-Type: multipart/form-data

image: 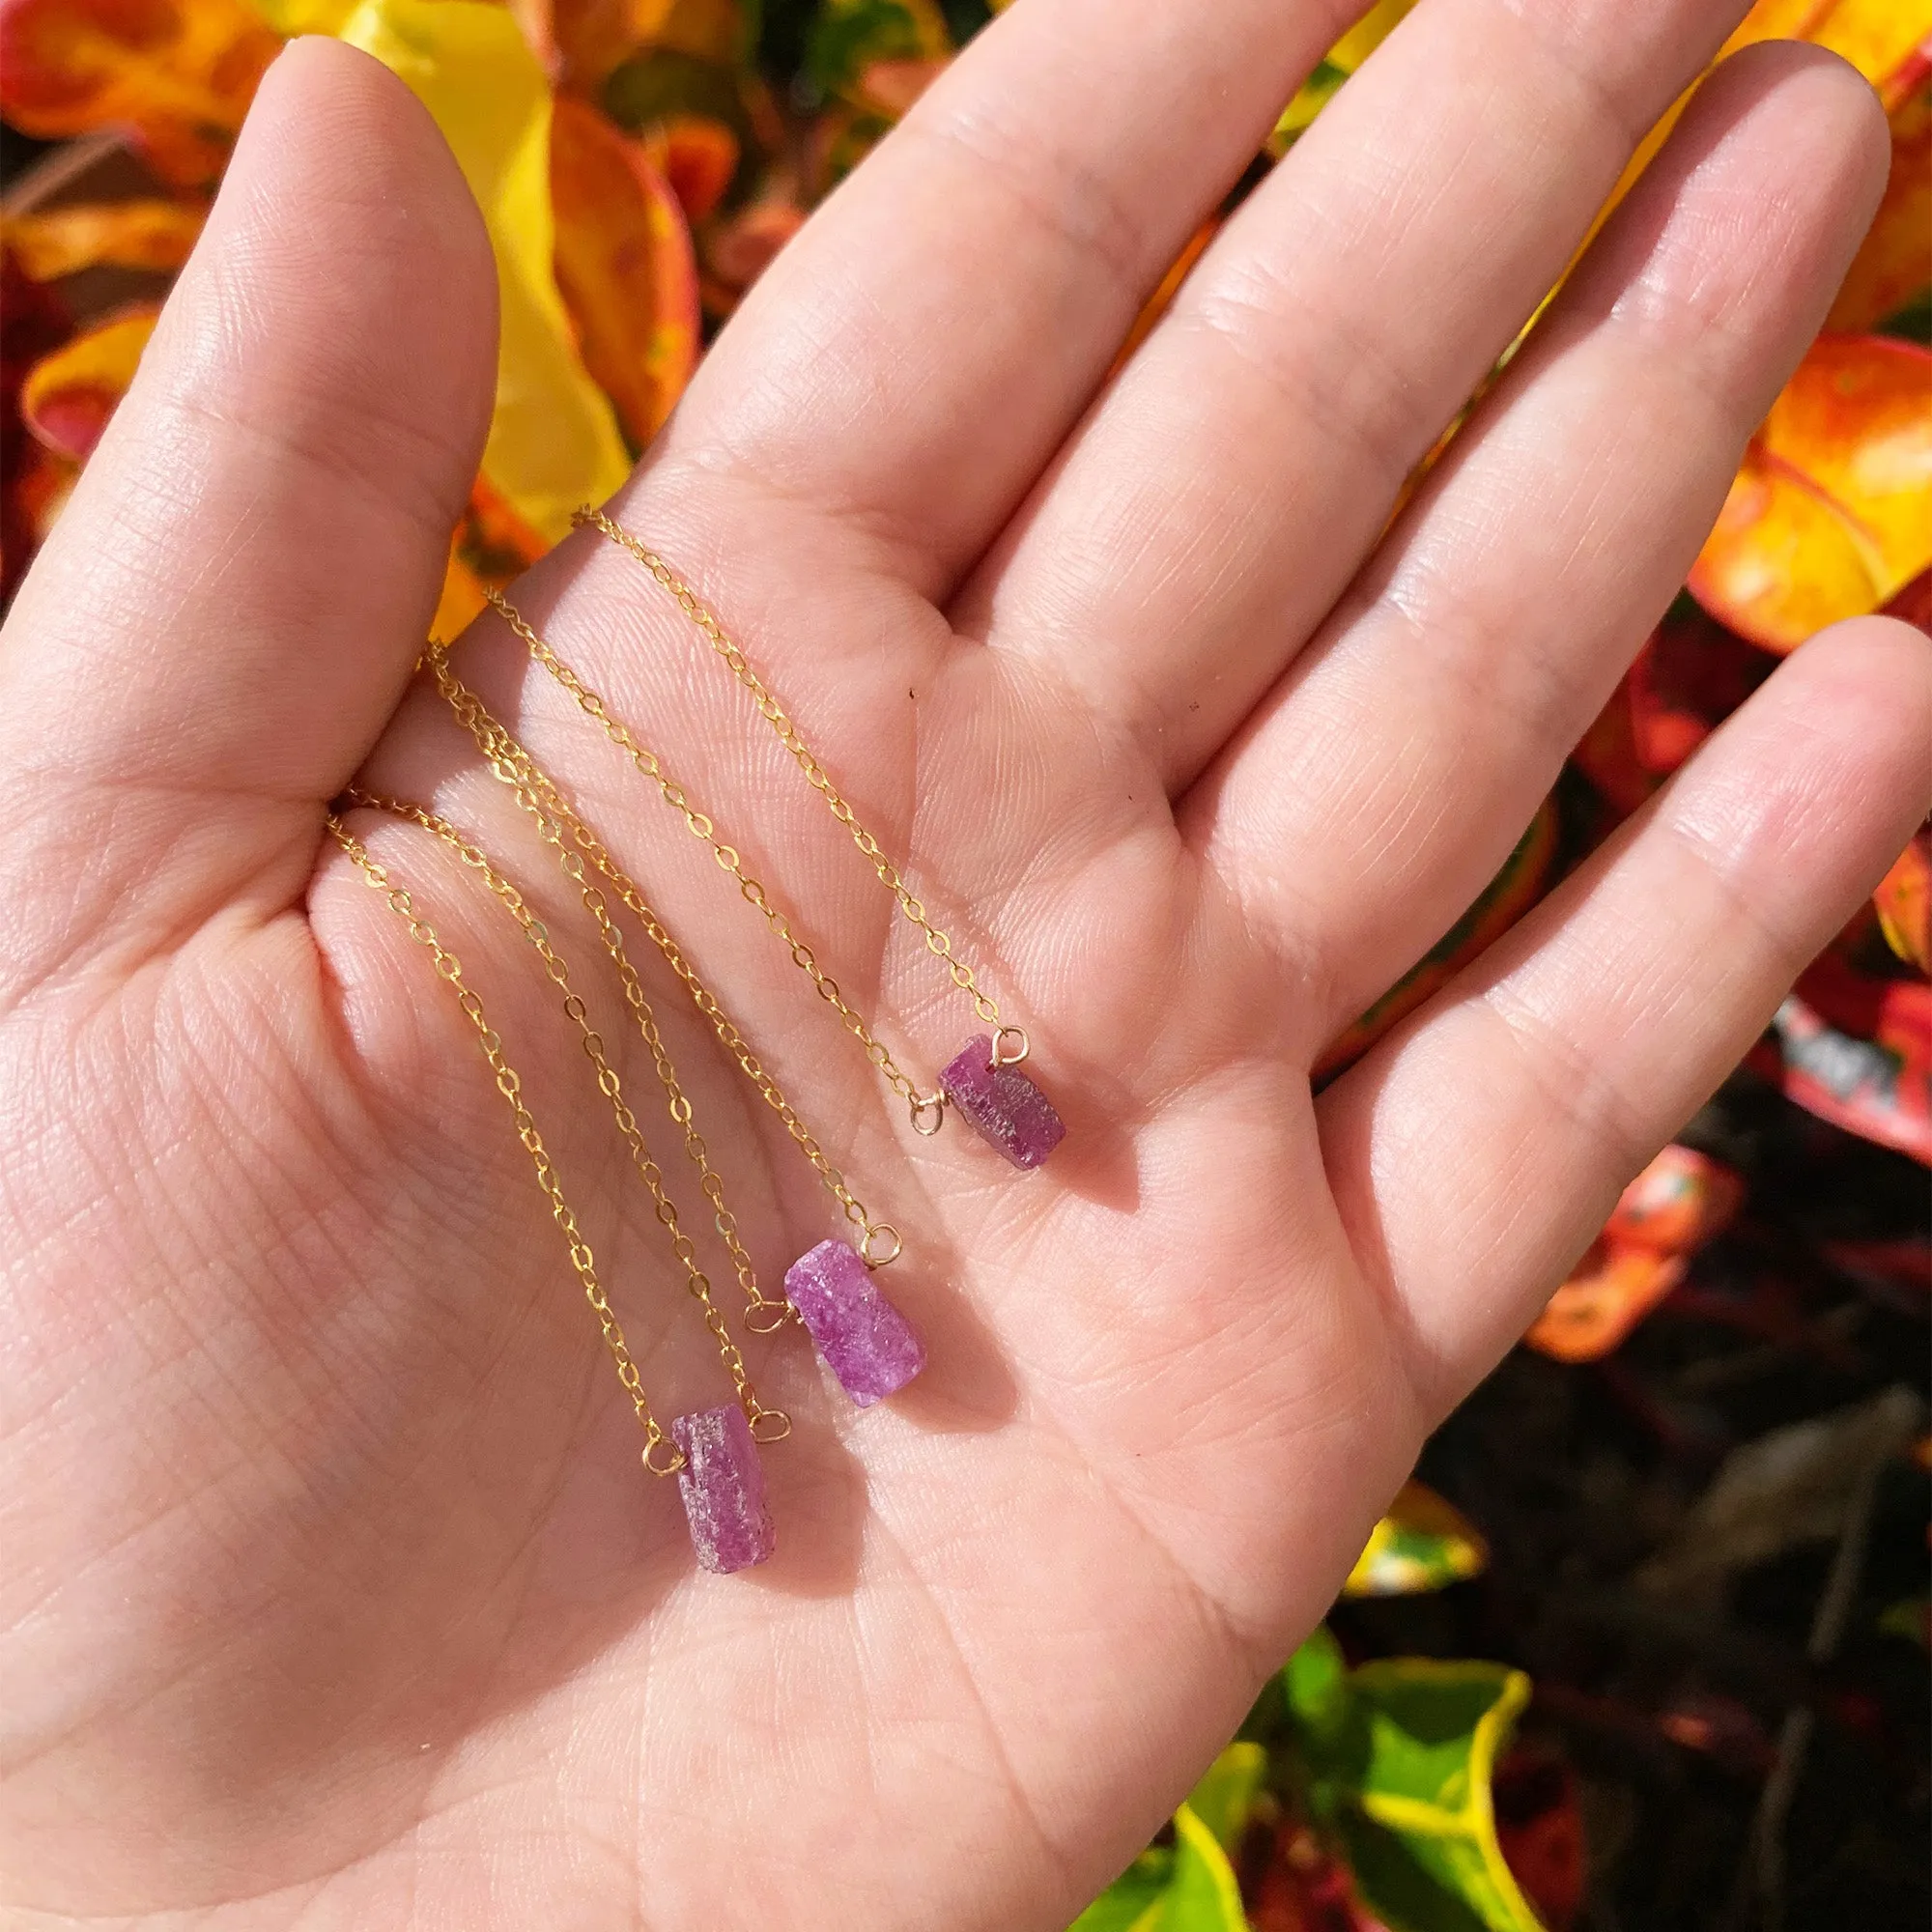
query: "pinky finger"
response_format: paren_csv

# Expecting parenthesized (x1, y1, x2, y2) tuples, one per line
(1317, 615, 1932, 1410)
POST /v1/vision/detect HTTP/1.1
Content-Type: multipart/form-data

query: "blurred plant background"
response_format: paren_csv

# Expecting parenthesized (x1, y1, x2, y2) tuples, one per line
(0, 0, 1927, 1924)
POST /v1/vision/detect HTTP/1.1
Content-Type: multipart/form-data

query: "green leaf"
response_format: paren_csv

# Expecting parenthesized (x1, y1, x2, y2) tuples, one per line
(1185, 1743, 1267, 1854)
(1266, 0, 1421, 153)
(808, 0, 950, 103)
(1161, 1804, 1251, 1930)
(1068, 1800, 1251, 1932)
(1344, 1481, 1490, 1599)
(1069, 1850, 1171, 1932)
(1878, 1595, 1929, 1646)
(1343, 1661, 1544, 1932)
(1283, 1625, 1352, 1751)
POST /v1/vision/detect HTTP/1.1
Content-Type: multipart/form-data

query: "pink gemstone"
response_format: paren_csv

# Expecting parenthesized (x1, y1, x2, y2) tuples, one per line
(784, 1238, 925, 1406)
(671, 1405, 776, 1574)
(939, 1035, 1065, 1170)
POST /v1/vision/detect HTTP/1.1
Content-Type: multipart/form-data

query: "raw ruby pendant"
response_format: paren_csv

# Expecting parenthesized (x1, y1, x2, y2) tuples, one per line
(940, 1035, 1065, 1170)
(784, 1238, 924, 1406)
(671, 1405, 776, 1574)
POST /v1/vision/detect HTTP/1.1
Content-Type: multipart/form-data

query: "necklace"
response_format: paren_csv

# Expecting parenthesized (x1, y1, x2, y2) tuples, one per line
(327, 810, 780, 1574)
(572, 507, 1065, 1171)
(419, 649, 926, 1410)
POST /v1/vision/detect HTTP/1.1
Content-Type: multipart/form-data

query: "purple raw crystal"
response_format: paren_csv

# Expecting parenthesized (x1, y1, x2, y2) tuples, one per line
(939, 1035, 1065, 1170)
(671, 1405, 776, 1574)
(784, 1238, 925, 1406)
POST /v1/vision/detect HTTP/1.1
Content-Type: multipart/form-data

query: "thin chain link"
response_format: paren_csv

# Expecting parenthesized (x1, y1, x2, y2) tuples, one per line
(423, 647, 903, 1270)
(323, 813, 687, 1476)
(573, 504, 1003, 1036)
(339, 791, 791, 1438)
(482, 583, 949, 1129)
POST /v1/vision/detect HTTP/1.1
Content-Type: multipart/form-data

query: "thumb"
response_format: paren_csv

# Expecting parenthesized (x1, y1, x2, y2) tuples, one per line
(0, 37, 497, 987)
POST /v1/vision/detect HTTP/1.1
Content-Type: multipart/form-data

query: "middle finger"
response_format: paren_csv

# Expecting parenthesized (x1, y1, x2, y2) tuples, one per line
(966, 0, 1759, 790)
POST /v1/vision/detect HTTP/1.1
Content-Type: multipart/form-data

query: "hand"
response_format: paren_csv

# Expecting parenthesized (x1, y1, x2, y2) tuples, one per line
(2, 11, 1924, 1926)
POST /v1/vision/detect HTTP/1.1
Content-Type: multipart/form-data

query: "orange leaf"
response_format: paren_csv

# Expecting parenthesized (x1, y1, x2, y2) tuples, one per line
(1526, 1145, 1742, 1360)
(1603, 1145, 1743, 1257)
(640, 112, 738, 225)
(460, 469, 548, 580)
(2, 245, 72, 594)
(1690, 336, 1932, 652)
(434, 469, 549, 645)
(3, 196, 205, 279)
(1524, 1244, 1687, 1363)
(0, 0, 280, 185)
(1690, 444, 1880, 650)
(529, 0, 747, 93)
(1768, 337, 1932, 574)
(18, 302, 158, 460)
(550, 95, 699, 452)
(1827, 88, 1932, 332)
(433, 547, 490, 641)
(1874, 829, 1932, 975)
(700, 192, 803, 312)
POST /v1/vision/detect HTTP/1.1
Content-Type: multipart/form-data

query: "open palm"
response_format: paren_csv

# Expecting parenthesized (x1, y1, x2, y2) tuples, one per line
(3, 7, 1927, 1926)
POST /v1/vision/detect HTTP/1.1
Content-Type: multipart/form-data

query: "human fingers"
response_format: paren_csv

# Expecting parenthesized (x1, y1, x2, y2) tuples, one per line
(963, 0, 1765, 786)
(635, 0, 1365, 594)
(1186, 44, 1889, 1044)
(0, 38, 495, 998)
(1318, 615, 1932, 1407)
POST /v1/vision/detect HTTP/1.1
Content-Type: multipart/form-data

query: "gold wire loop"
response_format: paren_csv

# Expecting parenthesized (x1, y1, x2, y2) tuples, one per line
(991, 1025, 1030, 1069)
(642, 1436, 687, 1477)
(861, 1222, 903, 1268)
(743, 1297, 797, 1335)
(909, 1091, 948, 1137)
(748, 1406, 792, 1443)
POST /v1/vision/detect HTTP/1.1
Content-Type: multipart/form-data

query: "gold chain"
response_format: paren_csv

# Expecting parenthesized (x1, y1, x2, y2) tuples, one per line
(323, 813, 688, 1476)
(573, 507, 1009, 1049)
(424, 646, 904, 1272)
(482, 584, 952, 1130)
(339, 791, 791, 1441)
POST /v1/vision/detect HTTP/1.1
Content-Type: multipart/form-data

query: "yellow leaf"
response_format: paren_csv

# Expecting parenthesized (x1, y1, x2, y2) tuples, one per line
(338, 0, 630, 547)
(1345, 1479, 1490, 1598)
(1569, 2, 1932, 303)
(1269, 0, 1421, 154)
(1327, 0, 1421, 73)
(1781, 0, 1932, 99)
(19, 304, 159, 460)
(251, 0, 356, 34)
